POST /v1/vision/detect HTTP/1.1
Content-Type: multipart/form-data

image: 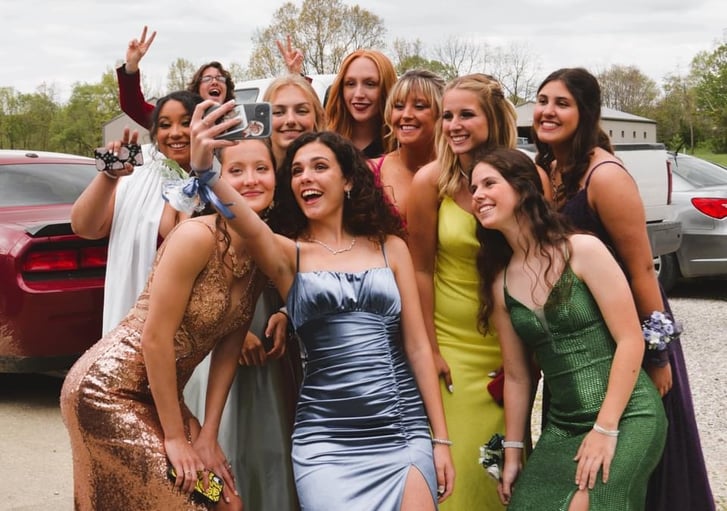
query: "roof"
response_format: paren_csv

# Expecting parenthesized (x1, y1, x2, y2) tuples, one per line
(0, 150, 94, 163)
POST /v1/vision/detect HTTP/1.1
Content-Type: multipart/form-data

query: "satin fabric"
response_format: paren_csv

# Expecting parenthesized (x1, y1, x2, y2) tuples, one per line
(287, 267, 437, 510)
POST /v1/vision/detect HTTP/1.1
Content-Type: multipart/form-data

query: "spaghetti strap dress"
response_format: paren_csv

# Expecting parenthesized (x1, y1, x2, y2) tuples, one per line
(286, 242, 437, 510)
(60, 222, 264, 510)
(560, 161, 715, 510)
(435, 196, 505, 510)
(506, 264, 667, 510)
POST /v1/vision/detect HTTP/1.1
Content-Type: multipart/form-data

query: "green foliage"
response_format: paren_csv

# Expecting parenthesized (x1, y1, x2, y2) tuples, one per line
(597, 65, 658, 116)
(693, 43, 727, 153)
(167, 58, 197, 92)
(247, 0, 386, 77)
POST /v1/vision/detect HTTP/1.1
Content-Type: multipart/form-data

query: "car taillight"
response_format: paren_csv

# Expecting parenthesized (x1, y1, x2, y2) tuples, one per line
(22, 246, 108, 273)
(691, 198, 727, 219)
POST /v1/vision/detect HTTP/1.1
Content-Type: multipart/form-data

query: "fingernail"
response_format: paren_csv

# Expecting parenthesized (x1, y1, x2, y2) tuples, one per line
(448, 384, 454, 393)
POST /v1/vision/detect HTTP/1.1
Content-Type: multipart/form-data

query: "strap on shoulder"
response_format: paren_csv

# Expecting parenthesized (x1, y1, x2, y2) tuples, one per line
(584, 160, 627, 188)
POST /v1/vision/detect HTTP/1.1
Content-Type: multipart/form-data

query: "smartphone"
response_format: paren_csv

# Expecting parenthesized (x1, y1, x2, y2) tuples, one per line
(167, 466, 224, 504)
(94, 143, 144, 172)
(205, 102, 272, 140)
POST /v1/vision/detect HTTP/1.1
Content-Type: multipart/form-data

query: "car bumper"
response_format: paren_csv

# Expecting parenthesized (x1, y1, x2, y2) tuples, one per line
(647, 220, 682, 257)
(677, 232, 727, 278)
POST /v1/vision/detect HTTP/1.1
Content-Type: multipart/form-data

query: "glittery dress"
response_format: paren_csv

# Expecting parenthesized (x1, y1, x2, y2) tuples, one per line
(434, 196, 504, 511)
(287, 244, 437, 510)
(561, 162, 715, 510)
(506, 264, 667, 510)
(60, 223, 264, 511)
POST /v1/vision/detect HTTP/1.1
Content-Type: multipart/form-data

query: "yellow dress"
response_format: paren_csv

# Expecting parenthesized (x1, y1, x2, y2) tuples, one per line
(435, 196, 504, 510)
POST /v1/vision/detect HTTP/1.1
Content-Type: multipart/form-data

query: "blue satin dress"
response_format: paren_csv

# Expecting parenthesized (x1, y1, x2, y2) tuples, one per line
(286, 246, 437, 510)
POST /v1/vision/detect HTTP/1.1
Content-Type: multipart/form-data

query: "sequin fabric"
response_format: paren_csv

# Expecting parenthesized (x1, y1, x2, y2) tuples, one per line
(60, 222, 264, 510)
(505, 264, 667, 510)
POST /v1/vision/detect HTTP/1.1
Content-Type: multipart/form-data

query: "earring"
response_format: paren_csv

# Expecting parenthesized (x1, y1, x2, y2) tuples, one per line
(345, 189, 351, 199)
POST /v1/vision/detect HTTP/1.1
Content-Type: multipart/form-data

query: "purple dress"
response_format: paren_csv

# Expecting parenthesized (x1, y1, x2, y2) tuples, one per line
(559, 161, 715, 511)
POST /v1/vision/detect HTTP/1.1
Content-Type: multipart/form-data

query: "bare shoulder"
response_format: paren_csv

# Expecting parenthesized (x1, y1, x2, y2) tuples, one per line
(162, 218, 217, 258)
(569, 233, 613, 273)
(383, 234, 408, 256)
(411, 160, 440, 188)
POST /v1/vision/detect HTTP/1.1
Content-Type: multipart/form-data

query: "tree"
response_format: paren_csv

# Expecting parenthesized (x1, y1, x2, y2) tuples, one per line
(487, 42, 541, 105)
(247, 0, 386, 78)
(432, 36, 484, 77)
(692, 43, 727, 152)
(652, 72, 703, 151)
(597, 65, 658, 116)
(166, 58, 197, 92)
(391, 38, 456, 79)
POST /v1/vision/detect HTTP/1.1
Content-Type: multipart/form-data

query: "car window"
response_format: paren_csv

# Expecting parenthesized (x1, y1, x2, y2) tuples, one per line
(235, 88, 260, 103)
(0, 162, 96, 206)
(670, 155, 727, 188)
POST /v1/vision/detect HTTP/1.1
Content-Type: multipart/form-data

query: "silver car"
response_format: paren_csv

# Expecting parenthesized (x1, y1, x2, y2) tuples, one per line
(656, 152, 727, 291)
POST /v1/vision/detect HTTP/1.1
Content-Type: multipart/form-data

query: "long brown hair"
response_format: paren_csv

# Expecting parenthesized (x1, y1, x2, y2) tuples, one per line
(473, 148, 573, 332)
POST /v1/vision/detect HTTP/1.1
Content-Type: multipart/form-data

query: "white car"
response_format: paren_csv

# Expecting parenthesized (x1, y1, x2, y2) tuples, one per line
(234, 74, 337, 105)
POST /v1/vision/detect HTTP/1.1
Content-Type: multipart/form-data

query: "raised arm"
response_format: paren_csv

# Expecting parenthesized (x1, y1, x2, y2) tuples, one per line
(116, 26, 157, 129)
(406, 162, 452, 390)
(389, 235, 454, 502)
(189, 100, 297, 298)
(70, 129, 138, 239)
(569, 233, 645, 491)
(276, 35, 304, 75)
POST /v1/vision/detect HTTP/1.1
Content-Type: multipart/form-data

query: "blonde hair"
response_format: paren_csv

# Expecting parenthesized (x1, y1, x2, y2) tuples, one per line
(436, 74, 517, 198)
(383, 69, 445, 149)
(325, 49, 398, 153)
(262, 74, 326, 131)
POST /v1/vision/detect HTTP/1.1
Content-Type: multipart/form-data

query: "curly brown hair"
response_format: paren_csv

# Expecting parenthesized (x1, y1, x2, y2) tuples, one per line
(472, 148, 574, 332)
(268, 131, 404, 240)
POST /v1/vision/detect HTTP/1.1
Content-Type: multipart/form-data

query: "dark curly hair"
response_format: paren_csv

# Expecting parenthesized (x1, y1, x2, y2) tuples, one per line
(187, 62, 236, 103)
(473, 148, 574, 332)
(267, 131, 405, 240)
(532, 68, 613, 201)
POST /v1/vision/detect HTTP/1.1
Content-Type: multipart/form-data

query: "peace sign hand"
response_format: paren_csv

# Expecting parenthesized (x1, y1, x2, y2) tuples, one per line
(124, 25, 157, 73)
(276, 34, 304, 75)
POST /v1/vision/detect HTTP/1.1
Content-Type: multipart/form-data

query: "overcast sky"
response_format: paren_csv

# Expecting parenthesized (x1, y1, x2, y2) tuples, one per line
(1, 0, 726, 103)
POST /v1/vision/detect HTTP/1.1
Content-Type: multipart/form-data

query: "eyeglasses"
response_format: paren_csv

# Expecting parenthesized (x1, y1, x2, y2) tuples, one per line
(200, 75, 228, 84)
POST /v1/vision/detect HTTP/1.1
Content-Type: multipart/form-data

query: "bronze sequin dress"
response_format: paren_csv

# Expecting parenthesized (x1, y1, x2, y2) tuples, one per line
(60, 222, 264, 511)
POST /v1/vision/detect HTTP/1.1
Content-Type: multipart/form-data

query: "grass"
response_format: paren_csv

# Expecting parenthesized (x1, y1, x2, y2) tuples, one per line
(691, 148, 727, 167)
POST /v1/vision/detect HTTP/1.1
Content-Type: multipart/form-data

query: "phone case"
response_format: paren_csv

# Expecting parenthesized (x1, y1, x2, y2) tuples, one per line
(208, 102, 272, 141)
(94, 143, 144, 172)
(167, 466, 224, 504)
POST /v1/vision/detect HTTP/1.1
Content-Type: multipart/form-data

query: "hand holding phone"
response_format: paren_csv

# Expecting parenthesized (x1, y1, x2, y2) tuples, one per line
(168, 466, 224, 504)
(94, 143, 144, 176)
(204, 102, 272, 140)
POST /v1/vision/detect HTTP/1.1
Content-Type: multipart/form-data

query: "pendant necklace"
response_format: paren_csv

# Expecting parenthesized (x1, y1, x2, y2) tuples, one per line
(308, 236, 357, 255)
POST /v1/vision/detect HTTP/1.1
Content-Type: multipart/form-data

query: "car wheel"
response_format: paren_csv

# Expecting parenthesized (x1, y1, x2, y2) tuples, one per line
(654, 252, 680, 292)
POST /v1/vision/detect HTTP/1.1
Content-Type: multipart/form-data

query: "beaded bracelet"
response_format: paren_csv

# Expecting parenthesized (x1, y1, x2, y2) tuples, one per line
(593, 423, 619, 437)
(502, 440, 525, 449)
(431, 438, 453, 446)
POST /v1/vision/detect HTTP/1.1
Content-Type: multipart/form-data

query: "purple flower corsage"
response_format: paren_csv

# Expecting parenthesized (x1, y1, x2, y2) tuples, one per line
(642, 311, 681, 351)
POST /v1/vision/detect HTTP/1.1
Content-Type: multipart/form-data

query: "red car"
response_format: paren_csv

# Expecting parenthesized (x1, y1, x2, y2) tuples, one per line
(0, 150, 106, 373)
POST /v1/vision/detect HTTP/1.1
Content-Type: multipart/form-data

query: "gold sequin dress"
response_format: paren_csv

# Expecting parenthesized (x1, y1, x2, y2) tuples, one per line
(60, 222, 264, 510)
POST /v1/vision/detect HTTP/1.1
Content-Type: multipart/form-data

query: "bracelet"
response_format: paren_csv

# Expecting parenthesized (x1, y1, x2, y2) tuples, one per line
(502, 440, 525, 449)
(191, 169, 220, 187)
(276, 306, 289, 318)
(431, 438, 453, 446)
(102, 170, 119, 180)
(593, 423, 619, 437)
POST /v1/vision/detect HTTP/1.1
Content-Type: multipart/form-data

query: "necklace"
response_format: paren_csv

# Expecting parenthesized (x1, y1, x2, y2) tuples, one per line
(307, 236, 356, 255)
(551, 173, 565, 202)
(227, 243, 246, 278)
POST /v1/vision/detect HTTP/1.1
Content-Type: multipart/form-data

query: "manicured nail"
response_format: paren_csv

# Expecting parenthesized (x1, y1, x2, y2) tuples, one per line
(448, 384, 454, 393)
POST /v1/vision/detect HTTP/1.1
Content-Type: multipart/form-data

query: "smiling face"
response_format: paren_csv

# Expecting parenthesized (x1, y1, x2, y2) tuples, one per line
(470, 161, 519, 231)
(290, 141, 349, 221)
(342, 57, 382, 125)
(197, 65, 228, 103)
(270, 85, 318, 155)
(220, 140, 275, 214)
(155, 99, 192, 169)
(533, 79, 579, 147)
(390, 88, 437, 149)
(442, 89, 490, 156)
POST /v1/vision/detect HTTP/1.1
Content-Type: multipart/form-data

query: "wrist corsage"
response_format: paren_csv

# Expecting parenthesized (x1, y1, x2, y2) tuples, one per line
(479, 433, 504, 481)
(642, 311, 681, 351)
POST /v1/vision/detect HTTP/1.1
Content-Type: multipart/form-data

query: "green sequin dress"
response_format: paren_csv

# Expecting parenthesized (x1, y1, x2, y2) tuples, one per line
(506, 265, 667, 511)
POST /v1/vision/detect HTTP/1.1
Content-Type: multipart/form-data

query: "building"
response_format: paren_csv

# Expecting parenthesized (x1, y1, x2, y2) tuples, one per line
(515, 102, 658, 144)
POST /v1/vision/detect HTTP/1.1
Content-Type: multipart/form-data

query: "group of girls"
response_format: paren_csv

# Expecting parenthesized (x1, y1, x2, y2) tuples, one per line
(60, 24, 713, 511)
